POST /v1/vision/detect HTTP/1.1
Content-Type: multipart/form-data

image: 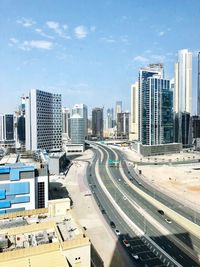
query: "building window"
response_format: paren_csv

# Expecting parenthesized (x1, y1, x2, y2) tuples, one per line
(38, 182, 45, 208)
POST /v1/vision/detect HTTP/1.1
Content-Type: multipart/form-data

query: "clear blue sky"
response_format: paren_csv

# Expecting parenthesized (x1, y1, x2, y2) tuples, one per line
(0, 0, 200, 114)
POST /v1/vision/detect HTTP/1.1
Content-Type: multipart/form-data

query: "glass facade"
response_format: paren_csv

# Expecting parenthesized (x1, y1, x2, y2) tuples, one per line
(5, 114, 14, 140)
(140, 75, 173, 145)
(139, 69, 163, 144)
(17, 115, 25, 143)
(92, 108, 103, 138)
(70, 115, 85, 144)
(174, 112, 192, 147)
(0, 166, 38, 214)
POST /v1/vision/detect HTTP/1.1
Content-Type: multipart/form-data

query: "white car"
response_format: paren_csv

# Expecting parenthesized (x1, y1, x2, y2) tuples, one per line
(165, 218, 172, 224)
(115, 229, 121, 236)
(131, 254, 139, 260)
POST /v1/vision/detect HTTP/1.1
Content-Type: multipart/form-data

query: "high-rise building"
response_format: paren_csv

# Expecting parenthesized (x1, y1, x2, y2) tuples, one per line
(115, 101, 122, 122)
(71, 104, 88, 139)
(116, 112, 130, 139)
(174, 49, 192, 114)
(197, 52, 200, 116)
(25, 89, 62, 151)
(192, 115, 200, 148)
(138, 64, 164, 144)
(174, 49, 192, 147)
(129, 82, 139, 141)
(70, 114, 85, 145)
(146, 77, 173, 145)
(0, 114, 15, 149)
(17, 116, 25, 144)
(62, 107, 71, 139)
(14, 96, 26, 150)
(174, 112, 192, 147)
(105, 108, 114, 129)
(92, 108, 103, 139)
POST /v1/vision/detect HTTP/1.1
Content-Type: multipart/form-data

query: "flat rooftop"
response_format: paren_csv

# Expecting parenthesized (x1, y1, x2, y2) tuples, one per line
(0, 206, 90, 267)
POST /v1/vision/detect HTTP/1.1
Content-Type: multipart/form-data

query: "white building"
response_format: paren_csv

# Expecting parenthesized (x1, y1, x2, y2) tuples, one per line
(174, 49, 193, 147)
(174, 49, 192, 114)
(71, 104, 88, 139)
(198, 52, 200, 116)
(0, 163, 48, 213)
(25, 89, 62, 152)
(129, 82, 139, 141)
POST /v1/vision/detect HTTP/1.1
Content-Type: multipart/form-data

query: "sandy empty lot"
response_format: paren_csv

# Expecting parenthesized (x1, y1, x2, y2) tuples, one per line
(138, 163, 200, 212)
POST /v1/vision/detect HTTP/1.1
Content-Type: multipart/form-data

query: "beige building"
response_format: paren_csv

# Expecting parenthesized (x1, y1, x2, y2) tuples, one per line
(0, 199, 91, 267)
(103, 127, 116, 139)
(129, 81, 139, 141)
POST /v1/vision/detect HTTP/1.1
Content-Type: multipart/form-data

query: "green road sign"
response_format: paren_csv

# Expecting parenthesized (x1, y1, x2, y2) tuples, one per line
(108, 159, 119, 164)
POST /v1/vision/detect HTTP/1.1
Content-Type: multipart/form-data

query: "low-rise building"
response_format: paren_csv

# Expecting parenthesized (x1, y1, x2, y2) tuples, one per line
(49, 152, 70, 175)
(0, 199, 91, 267)
(0, 163, 49, 214)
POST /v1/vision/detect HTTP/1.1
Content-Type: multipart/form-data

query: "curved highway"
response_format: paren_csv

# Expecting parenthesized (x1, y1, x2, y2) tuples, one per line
(87, 142, 200, 267)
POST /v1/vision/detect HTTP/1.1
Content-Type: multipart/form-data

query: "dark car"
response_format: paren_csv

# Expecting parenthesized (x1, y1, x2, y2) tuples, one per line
(101, 209, 106, 214)
(110, 221, 116, 228)
(158, 209, 164, 215)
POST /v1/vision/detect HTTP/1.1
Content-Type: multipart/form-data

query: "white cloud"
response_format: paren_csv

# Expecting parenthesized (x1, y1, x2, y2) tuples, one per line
(74, 25, 88, 39)
(17, 17, 35, 27)
(133, 56, 148, 63)
(35, 28, 54, 39)
(20, 40, 53, 50)
(101, 36, 115, 43)
(159, 31, 165, 36)
(46, 21, 59, 31)
(10, 38, 19, 44)
(46, 21, 70, 39)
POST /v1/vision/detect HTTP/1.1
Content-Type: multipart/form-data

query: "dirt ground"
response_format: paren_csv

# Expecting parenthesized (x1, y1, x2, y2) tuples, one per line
(138, 163, 200, 213)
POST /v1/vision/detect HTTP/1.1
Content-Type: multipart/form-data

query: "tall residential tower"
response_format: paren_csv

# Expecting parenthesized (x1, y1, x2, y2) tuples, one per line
(174, 49, 192, 147)
(174, 49, 192, 114)
(197, 52, 200, 115)
(71, 104, 88, 139)
(129, 82, 139, 141)
(138, 64, 164, 144)
(25, 89, 62, 151)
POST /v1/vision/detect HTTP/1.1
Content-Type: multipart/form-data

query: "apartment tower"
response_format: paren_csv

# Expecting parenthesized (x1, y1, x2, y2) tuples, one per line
(25, 89, 62, 151)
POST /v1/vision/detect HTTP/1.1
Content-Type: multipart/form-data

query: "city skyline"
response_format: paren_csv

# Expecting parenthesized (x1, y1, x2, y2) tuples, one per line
(1, 1, 200, 114)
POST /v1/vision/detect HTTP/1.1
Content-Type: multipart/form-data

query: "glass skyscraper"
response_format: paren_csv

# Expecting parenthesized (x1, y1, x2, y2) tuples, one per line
(146, 77, 173, 145)
(138, 64, 164, 145)
(92, 108, 103, 139)
(138, 64, 173, 145)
